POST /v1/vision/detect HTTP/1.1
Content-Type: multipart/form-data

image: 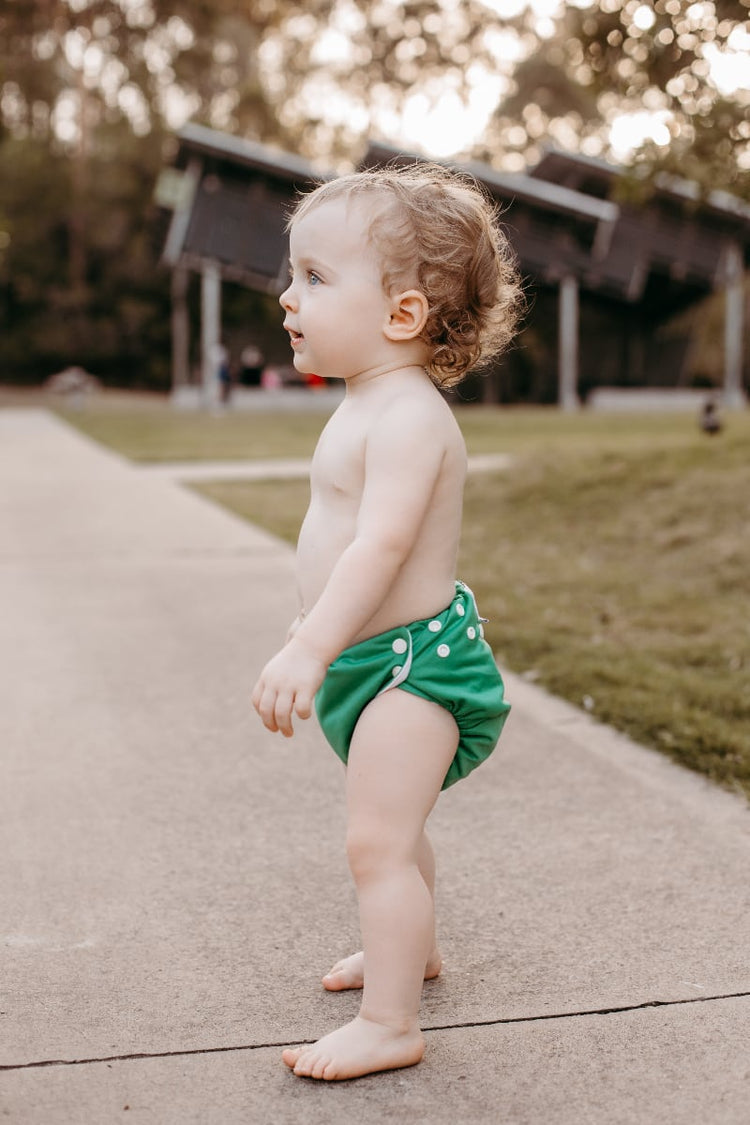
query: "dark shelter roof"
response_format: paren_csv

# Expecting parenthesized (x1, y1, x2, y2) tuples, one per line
(531, 147, 750, 315)
(162, 123, 327, 292)
(162, 126, 750, 321)
(362, 141, 750, 318)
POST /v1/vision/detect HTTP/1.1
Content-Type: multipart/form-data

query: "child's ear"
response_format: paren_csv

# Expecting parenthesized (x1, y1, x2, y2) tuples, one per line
(384, 289, 429, 341)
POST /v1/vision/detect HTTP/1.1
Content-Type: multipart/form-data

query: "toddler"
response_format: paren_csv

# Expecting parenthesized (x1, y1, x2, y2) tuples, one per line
(252, 162, 523, 1080)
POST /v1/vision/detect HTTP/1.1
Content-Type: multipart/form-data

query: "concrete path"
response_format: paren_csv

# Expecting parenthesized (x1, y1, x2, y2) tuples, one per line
(135, 451, 513, 483)
(2, 409, 749, 1124)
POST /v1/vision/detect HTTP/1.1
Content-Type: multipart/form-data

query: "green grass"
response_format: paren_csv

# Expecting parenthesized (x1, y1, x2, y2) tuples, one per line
(57, 400, 330, 461)
(10, 388, 747, 797)
(461, 434, 750, 797)
(47, 392, 718, 462)
(198, 478, 311, 546)
(454, 405, 706, 456)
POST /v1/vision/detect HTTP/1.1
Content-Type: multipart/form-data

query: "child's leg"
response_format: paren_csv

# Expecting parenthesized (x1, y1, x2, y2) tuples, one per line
(322, 829, 442, 991)
(283, 689, 458, 1081)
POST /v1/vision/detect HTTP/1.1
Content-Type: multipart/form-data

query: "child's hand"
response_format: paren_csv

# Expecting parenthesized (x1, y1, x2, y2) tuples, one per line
(251, 637, 327, 738)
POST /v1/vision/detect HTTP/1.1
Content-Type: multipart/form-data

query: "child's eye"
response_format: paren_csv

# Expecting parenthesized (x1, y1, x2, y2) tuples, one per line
(307, 271, 322, 286)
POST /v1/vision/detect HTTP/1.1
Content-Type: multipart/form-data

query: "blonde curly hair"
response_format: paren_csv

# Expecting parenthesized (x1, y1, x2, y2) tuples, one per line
(289, 162, 524, 387)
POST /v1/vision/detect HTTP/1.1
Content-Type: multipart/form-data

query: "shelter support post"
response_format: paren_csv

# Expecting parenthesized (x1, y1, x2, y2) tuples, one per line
(170, 266, 190, 392)
(723, 243, 746, 409)
(558, 274, 580, 411)
(201, 261, 222, 407)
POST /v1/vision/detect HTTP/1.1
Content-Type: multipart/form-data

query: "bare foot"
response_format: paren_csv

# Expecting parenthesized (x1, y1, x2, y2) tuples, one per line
(322, 950, 442, 992)
(282, 1016, 424, 1080)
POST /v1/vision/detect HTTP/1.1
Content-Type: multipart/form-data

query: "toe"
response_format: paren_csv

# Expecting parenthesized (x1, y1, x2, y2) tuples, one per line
(311, 1053, 333, 1080)
(292, 1049, 317, 1077)
(322, 953, 364, 991)
(322, 969, 348, 990)
(282, 1047, 303, 1070)
(321, 1058, 340, 1081)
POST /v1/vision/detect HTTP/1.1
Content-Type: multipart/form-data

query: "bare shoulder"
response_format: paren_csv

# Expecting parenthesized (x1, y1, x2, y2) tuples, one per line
(368, 378, 465, 455)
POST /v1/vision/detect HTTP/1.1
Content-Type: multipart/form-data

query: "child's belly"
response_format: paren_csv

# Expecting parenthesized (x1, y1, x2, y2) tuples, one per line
(295, 502, 355, 612)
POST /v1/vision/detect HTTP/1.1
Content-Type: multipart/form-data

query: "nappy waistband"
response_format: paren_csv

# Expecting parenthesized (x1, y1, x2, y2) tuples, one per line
(372, 581, 487, 699)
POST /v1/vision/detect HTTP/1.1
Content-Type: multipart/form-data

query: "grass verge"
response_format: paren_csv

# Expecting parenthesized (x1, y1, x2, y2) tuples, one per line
(48, 395, 715, 462)
(56, 401, 330, 461)
(461, 434, 750, 798)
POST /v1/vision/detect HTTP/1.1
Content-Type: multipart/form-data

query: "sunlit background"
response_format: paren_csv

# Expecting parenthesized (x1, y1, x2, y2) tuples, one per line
(0, 0, 748, 387)
(18, 0, 750, 166)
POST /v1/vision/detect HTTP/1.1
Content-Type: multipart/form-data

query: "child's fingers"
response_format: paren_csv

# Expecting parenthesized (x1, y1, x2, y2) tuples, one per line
(253, 690, 277, 731)
(250, 677, 263, 713)
(254, 684, 281, 732)
(294, 688, 314, 721)
(274, 691, 295, 738)
(251, 655, 318, 735)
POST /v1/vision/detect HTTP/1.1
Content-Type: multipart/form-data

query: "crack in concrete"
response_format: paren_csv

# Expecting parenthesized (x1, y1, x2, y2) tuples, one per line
(4, 989, 749, 1073)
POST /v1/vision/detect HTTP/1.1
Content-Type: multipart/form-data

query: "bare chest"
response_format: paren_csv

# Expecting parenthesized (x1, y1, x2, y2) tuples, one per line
(310, 412, 366, 504)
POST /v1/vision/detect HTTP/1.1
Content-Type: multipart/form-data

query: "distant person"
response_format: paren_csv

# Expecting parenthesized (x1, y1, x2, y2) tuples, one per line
(217, 346, 232, 405)
(239, 344, 264, 387)
(251, 163, 523, 1081)
(260, 365, 282, 390)
(699, 396, 722, 435)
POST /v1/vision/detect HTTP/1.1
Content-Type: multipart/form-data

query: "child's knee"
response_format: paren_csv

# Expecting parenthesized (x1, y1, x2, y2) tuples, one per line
(346, 823, 409, 883)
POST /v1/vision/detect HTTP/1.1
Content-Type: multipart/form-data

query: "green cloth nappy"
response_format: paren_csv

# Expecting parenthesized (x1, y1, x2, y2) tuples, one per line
(315, 581, 511, 789)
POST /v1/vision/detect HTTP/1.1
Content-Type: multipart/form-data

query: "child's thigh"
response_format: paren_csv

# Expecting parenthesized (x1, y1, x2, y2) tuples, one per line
(346, 689, 459, 839)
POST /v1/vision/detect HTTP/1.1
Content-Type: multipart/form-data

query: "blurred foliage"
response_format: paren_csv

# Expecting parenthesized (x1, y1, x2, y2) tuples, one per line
(0, 0, 747, 385)
(479, 0, 750, 194)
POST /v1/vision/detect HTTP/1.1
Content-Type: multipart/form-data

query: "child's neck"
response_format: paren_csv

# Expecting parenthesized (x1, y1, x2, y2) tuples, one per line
(343, 362, 431, 396)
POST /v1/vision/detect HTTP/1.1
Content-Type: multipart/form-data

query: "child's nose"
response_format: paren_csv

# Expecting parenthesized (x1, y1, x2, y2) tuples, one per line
(279, 283, 296, 311)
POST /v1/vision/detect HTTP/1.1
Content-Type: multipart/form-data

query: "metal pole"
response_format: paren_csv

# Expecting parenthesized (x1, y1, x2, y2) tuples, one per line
(559, 274, 580, 411)
(170, 266, 190, 393)
(201, 261, 222, 408)
(723, 242, 746, 410)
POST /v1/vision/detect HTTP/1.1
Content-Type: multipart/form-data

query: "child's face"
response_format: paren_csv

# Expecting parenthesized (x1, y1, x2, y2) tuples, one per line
(279, 196, 394, 381)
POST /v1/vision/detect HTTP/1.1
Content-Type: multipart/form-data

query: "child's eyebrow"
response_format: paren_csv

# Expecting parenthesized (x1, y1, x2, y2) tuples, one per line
(292, 255, 333, 282)
(296, 254, 324, 270)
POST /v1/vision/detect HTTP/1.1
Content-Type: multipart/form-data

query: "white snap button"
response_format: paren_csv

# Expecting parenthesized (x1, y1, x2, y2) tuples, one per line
(428, 620, 442, 632)
(455, 603, 465, 617)
(467, 626, 476, 639)
(437, 644, 450, 658)
(392, 638, 408, 655)
(392, 665, 402, 677)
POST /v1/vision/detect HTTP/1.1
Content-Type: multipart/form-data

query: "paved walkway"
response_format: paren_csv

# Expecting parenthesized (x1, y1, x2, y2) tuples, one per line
(135, 451, 514, 483)
(2, 409, 749, 1124)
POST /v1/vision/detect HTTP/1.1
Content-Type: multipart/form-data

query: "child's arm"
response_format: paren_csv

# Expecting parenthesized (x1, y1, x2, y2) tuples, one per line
(252, 401, 451, 736)
(286, 612, 305, 643)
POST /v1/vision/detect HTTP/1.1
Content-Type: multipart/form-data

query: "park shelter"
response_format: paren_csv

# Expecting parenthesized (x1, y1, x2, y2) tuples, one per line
(531, 146, 748, 409)
(158, 123, 325, 400)
(159, 123, 749, 407)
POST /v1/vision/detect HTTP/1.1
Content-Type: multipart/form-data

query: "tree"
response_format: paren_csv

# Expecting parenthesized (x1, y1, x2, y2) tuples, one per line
(1, 1, 747, 386)
(249, 0, 533, 164)
(0, 0, 284, 382)
(478, 0, 750, 198)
